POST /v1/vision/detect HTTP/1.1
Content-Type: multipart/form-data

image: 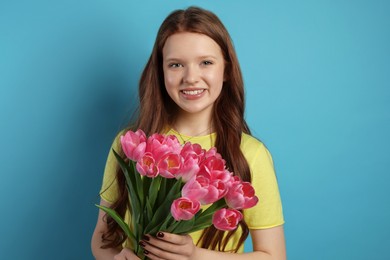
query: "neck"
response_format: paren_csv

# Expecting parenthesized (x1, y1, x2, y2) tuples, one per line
(173, 111, 213, 136)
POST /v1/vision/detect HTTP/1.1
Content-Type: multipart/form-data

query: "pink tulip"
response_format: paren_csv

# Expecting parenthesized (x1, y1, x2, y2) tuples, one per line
(177, 155, 200, 182)
(176, 143, 204, 182)
(210, 179, 229, 199)
(145, 136, 169, 162)
(136, 153, 159, 178)
(120, 129, 147, 161)
(204, 147, 222, 160)
(225, 175, 240, 189)
(198, 156, 230, 183)
(158, 153, 182, 178)
(146, 134, 181, 162)
(171, 197, 200, 221)
(182, 175, 220, 205)
(212, 208, 243, 231)
(225, 179, 259, 210)
(180, 142, 205, 160)
(164, 134, 182, 149)
(182, 176, 208, 202)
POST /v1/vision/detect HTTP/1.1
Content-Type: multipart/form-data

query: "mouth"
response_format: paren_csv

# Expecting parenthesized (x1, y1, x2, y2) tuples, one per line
(181, 89, 205, 96)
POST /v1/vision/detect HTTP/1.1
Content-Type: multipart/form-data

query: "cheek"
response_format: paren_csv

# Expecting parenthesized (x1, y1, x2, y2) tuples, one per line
(205, 68, 225, 88)
(164, 72, 179, 90)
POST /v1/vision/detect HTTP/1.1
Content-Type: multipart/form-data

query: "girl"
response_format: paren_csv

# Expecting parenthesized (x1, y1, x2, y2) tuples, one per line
(92, 6, 285, 260)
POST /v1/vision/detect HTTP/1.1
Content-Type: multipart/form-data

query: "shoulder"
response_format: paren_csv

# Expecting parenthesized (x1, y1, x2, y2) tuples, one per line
(240, 133, 274, 166)
(240, 133, 267, 155)
(241, 133, 264, 149)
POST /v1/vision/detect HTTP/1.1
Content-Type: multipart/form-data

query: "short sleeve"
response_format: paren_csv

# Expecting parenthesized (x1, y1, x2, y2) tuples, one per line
(241, 136, 284, 229)
(100, 133, 122, 204)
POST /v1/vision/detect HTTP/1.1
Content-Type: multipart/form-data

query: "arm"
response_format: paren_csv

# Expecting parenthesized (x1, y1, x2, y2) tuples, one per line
(140, 225, 286, 260)
(91, 199, 121, 259)
(91, 199, 141, 260)
(248, 226, 286, 260)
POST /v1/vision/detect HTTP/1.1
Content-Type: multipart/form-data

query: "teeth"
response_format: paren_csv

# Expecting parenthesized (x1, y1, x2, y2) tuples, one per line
(182, 89, 204, 95)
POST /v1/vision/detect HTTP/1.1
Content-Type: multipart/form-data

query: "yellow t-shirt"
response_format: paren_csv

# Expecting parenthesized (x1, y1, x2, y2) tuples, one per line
(100, 129, 284, 252)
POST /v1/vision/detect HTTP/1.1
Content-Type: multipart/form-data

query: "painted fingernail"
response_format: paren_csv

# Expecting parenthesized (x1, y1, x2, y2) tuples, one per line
(157, 232, 164, 238)
(143, 235, 150, 241)
(139, 241, 146, 248)
(144, 249, 149, 255)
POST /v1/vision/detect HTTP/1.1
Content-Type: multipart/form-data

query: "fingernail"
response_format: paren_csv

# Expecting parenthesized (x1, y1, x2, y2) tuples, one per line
(157, 232, 164, 238)
(139, 241, 146, 248)
(143, 235, 150, 241)
(144, 249, 149, 255)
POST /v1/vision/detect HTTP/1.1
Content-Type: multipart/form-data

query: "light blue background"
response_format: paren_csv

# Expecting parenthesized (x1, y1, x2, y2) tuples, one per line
(1, 1, 389, 259)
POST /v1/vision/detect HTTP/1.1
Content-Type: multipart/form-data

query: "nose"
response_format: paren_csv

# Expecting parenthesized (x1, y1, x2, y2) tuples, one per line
(183, 65, 199, 84)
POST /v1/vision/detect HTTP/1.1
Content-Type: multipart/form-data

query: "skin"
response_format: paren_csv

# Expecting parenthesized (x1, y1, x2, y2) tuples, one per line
(163, 32, 225, 136)
(91, 32, 286, 259)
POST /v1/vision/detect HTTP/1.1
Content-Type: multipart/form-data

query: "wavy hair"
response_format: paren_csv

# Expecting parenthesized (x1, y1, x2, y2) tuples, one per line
(101, 6, 252, 252)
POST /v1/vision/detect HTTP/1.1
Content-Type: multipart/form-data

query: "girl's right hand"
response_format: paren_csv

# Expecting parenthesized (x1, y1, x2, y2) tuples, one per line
(114, 248, 141, 260)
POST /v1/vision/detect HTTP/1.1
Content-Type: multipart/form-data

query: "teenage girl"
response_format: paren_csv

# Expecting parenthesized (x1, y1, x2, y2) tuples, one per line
(92, 6, 286, 260)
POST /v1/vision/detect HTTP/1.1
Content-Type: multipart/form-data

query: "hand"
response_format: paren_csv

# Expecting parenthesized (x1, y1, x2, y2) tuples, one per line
(114, 248, 141, 260)
(140, 232, 198, 260)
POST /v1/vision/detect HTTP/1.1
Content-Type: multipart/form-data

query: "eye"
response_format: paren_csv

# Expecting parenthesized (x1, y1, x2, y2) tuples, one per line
(201, 60, 213, 66)
(168, 63, 183, 68)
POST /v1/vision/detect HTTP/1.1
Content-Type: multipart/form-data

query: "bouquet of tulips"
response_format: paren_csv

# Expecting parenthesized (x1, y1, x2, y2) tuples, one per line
(97, 129, 258, 258)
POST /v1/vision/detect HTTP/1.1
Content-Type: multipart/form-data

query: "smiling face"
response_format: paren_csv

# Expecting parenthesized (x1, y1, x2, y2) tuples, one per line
(162, 32, 225, 121)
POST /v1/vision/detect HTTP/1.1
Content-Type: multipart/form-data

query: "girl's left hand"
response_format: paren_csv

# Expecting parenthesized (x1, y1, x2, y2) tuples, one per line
(140, 232, 199, 260)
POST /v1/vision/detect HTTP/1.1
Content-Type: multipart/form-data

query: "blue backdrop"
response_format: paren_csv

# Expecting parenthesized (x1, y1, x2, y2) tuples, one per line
(1, 1, 389, 259)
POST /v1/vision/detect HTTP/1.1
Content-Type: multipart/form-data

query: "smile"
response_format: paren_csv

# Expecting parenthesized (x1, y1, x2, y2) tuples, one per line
(181, 89, 205, 95)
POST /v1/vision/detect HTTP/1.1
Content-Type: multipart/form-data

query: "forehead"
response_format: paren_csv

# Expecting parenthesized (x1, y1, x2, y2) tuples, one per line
(162, 32, 223, 59)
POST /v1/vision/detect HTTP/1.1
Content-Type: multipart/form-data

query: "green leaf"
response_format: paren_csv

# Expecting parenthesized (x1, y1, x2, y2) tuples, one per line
(192, 198, 227, 229)
(112, 150, 139, 207)
(165, 219, 179, 233)
(186, 223, 213, 234)
(143, 177, 152, 200)
(155, 177, 167, 207)
(201, 198, 227, 216)
(112, 149, 136, 190)
(144, 192, 180, 234)
(171, 217, 195, 234)
(126, 176, 142, 239)
(159, 212, 173, 232)
(145, 197, 153, 224)
(112, 149, 143, 241)
(131, 161, 144, 209)
(143, 212, 173, 236)
(144, 180, 182, 234)
(96, 204, 137, 246)
(193, 214, 213, 228)
(148, 176, 162, 210)
(147, 221, 164, 236)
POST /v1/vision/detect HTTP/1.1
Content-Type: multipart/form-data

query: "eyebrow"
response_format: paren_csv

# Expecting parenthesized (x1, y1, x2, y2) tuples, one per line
(198, 55, 218, 60)
(164, 55, 218, 62)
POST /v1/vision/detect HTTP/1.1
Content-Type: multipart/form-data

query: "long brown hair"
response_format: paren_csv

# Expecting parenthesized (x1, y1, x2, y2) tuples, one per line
(102, 6, 252, 252)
